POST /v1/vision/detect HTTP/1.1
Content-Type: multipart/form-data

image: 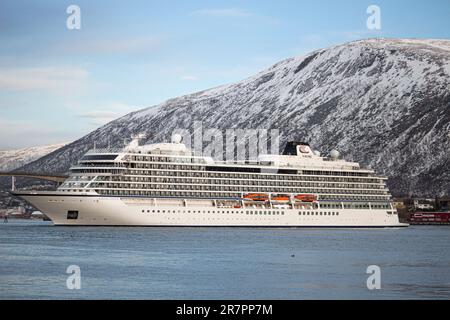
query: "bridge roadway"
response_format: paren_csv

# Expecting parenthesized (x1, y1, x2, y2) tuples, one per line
(0, 171, 68, 183)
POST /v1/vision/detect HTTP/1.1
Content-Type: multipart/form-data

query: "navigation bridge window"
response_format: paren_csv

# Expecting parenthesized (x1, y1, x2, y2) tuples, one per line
(82, 154, 118, 160)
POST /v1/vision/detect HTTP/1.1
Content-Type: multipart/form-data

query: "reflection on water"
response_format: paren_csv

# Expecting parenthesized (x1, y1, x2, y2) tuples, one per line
(0, 220, 449, 299)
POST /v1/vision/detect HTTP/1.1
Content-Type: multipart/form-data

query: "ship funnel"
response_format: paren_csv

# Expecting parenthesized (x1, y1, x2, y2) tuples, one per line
(282, 141, 312, 155)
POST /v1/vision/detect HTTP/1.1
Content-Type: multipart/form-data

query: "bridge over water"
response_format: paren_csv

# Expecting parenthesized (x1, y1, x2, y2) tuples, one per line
(0, 172, 68, 190)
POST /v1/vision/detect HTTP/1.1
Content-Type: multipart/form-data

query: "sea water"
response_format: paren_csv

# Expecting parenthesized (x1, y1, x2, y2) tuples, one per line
(1, 220, 449, 299)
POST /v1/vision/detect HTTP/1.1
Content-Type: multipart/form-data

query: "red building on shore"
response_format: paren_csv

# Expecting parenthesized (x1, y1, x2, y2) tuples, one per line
(409, 212, 450, 225)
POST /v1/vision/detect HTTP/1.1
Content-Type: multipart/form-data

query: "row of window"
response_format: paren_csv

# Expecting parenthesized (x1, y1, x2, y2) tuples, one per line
(89, 189, 389, 201)
(129, 163, 202, 171)
(103, 174, 382, 184)
(122, 157, 369, 178)
(320, 194, 389, 201)
(86, 183, 387, 196)
(128, 155, 206, 164)
(303, 170, 370, 177)
(77, 162, 123, 168)
(139, 209, 345, 216)
(299, 211, 340, 216)
(141, 209, 286, 215)
(90, 176, 384, 189)
(122, 169, 377, 180)
(56, 186, 390, 202)
(71, 166, 380, 183)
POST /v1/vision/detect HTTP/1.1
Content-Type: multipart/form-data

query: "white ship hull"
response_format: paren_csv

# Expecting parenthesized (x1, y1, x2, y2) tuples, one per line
(17, 192, 407, 227)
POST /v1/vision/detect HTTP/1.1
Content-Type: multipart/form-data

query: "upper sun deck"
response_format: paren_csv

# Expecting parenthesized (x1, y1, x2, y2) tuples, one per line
(76, 135, 374, 174)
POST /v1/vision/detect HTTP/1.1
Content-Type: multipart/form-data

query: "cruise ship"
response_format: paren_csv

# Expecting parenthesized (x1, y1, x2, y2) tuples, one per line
(14, 135, 407, 227)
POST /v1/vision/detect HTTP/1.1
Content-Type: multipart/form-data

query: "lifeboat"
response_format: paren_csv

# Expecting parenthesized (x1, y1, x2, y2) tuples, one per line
(243, 193, 269, 201)
(294, 194, 317, 202)
(271, 194, 290, 202)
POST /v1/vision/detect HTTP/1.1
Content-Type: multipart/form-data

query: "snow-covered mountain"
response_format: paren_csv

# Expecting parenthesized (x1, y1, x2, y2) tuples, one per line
(0, 143, 67, 171)
(20, 39, 450, 197)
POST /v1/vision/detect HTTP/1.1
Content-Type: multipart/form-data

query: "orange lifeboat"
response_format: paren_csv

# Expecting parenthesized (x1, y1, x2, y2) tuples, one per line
(271, 194, 290, 202)
(243, 193, 269, 201)
(294, 194, 317, 202)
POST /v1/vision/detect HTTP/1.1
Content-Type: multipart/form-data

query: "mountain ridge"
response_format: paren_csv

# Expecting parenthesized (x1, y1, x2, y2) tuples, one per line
(0, 143, 67, 172)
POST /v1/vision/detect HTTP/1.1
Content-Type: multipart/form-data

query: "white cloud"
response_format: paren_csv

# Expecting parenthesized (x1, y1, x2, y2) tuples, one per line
(193, 8, 252, 18)
(78, 111, 120, 125)
(77, 102, 137, 126)
(0, 66, 89, 92)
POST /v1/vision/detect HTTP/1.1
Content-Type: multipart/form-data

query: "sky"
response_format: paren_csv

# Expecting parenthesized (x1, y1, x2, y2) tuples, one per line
(0, 0, 449, 149)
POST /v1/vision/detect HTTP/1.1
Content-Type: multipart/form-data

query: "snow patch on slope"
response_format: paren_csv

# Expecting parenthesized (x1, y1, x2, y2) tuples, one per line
(0, 143, 68, 171)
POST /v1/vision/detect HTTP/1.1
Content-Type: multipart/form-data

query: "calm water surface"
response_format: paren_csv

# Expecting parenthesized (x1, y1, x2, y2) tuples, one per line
(1, 220, 449, 299)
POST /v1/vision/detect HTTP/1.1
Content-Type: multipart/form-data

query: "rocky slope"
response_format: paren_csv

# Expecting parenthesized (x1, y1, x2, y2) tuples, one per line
(20, 39, 450, 197)
(0, 143, 67, 171)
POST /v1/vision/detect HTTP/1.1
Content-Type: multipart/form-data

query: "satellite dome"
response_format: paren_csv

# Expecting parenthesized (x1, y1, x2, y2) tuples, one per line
(172, 134, 183, 144)
(330, 149, 340, 159)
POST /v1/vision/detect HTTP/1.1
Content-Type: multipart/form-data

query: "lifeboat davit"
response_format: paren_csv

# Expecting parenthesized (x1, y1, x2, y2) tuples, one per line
(294, 194, 317, 202)
(243, 193, 269, 201)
